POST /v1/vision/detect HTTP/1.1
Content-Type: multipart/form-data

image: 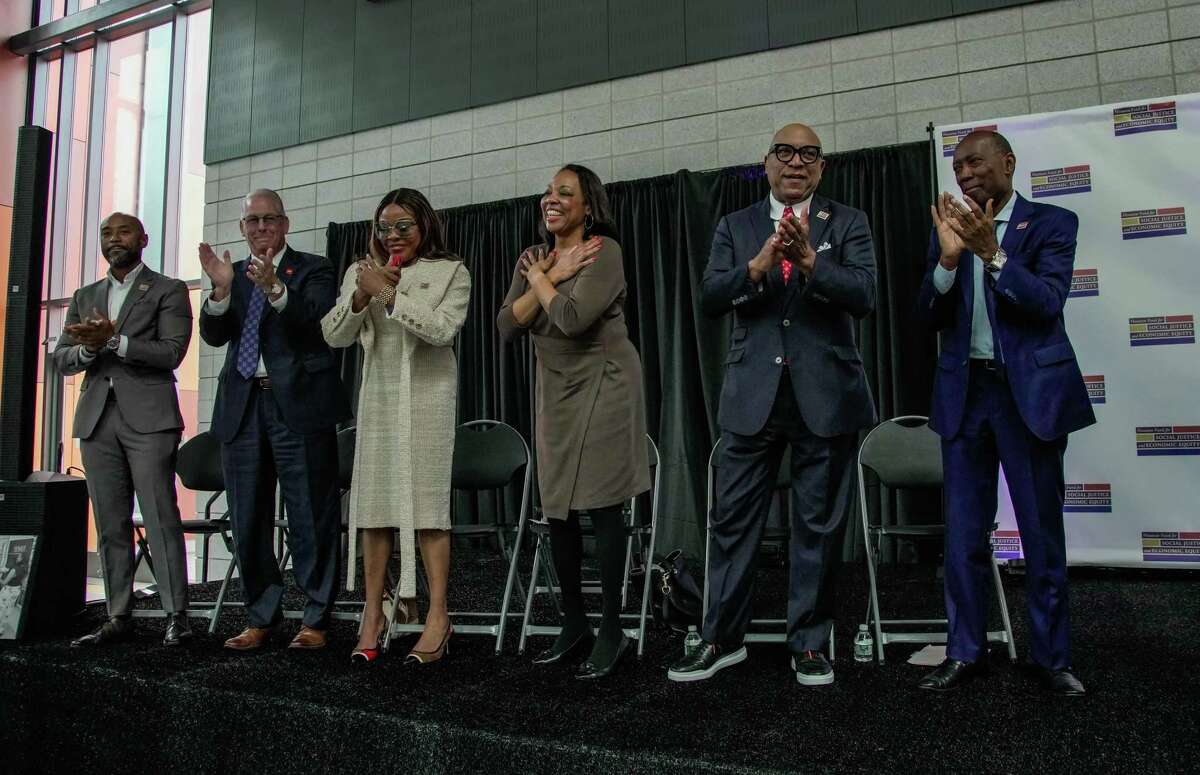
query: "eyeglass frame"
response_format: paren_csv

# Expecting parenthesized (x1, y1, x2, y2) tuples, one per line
(375, 219, 418, 237)
(240, 214, 287, 228)
(768, 143, 823, 165)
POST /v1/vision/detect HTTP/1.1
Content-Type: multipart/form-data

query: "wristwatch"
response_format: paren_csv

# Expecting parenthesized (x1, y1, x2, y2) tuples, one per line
(985, 247, 1008, 273)
(268, 281, 284, 298)
(106, 334, 121, 352)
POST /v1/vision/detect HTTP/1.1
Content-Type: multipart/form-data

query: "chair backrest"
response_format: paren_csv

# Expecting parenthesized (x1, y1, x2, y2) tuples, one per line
(451, 420, 529, 492)
(858, 416, 943, 488)
(336, 426, 356, 491)
(176, 431, 224, 492)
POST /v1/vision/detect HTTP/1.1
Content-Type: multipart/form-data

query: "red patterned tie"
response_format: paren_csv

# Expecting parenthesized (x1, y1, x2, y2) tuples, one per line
(780, 205, 795, 284)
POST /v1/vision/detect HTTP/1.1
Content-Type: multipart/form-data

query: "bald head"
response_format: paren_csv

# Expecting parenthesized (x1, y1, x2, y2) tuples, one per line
(765, 123, 825, 204)
(242, 188, 287, 217)
(952, 130, 1016, 208)
(100, 212, 145, 235)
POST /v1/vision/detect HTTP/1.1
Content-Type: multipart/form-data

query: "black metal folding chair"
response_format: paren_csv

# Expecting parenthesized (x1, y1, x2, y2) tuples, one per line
(385, 420, 532, 654)
(857, 415, 1017, 663)
(517, 434, 662, 657)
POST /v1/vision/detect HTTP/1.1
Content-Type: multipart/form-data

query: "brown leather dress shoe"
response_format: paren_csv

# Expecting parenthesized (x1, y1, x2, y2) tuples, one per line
(288, 625, 327, 650)
(224, 626, 273, 651)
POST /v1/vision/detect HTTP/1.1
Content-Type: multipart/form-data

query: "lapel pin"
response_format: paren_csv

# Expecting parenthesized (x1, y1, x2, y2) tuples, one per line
(138, 283, 150, 291)
(1016, 221, 1029, 230)
(285, 267, 294, 276)
(816, 210, 829, 220)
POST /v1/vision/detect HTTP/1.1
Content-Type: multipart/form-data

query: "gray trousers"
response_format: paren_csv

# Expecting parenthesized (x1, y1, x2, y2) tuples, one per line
(80, 394, 189, 616)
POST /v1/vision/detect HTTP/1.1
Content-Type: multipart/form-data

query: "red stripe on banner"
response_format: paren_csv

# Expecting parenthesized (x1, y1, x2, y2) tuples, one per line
(1083, 484, 1111, 491)
(1062, 164, 1090, 173)
(1164, 314, 1194, 322)
(1180, 532, 1200, 539)
(1156, 207, 1186, 215)
(1083, 375, 1104, 381)
(1147, 101, 1175, 110)
(1170, 425, 1200, 432)
(994, 530, 1020, 537)
(1074, 269, 1098, 276)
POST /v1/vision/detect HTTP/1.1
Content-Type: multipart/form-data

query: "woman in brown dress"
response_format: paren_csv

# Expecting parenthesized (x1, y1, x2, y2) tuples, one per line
(497, 163, 650, 679)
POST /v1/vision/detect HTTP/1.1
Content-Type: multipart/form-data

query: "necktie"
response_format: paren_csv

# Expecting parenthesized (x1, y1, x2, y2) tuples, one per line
(236, 287, 266, 379)
(780, 206, 795, 284)
(982, 221, 1005, 366)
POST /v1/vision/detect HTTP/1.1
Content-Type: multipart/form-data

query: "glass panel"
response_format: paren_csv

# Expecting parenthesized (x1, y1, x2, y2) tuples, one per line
(62, 48, 93, 298)
(41, 58, 61, 295)
(176, 9, 211, 283)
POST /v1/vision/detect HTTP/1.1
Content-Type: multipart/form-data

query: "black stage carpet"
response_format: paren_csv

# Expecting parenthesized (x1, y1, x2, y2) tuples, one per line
(2, 553, 1198, 774)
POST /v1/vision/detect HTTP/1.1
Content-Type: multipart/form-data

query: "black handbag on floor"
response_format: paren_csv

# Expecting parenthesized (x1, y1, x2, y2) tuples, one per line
(649, 550, 704, 632)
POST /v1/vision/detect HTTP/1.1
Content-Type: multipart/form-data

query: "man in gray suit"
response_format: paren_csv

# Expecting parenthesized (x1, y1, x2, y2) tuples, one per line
(54, 212, 194, 647)
(669, 123, 877, 685)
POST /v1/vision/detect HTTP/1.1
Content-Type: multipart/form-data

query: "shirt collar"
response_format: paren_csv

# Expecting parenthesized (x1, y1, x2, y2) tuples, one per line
(993, 191, 1017, 225)
(108, 261, 145, 287)
(769, 192, 814, 222)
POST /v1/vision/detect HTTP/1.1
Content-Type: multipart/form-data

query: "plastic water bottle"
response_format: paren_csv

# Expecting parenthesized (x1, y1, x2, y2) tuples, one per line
(853, 624, 874, 663)
(683, 626, 702, 658)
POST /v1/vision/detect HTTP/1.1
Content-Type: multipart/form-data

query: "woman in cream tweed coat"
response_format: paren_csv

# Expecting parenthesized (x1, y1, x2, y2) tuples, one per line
(321, 188, 470, 664)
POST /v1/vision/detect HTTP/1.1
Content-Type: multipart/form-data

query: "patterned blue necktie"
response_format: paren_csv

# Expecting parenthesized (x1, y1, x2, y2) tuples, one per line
(236, 287, 267, 379)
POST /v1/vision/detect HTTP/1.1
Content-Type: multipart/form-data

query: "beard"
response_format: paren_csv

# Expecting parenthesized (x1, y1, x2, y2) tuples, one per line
(104, 246, 142, 270)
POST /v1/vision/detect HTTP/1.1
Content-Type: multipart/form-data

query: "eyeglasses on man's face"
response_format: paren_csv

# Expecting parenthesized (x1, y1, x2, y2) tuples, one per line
(376, 219, 417, 237)
(769, 143, 822, 165)
(241, 214, 285, 229)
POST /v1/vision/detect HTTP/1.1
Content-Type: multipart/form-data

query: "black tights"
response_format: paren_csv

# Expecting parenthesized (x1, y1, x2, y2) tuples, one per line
(548, 503, 627, 663)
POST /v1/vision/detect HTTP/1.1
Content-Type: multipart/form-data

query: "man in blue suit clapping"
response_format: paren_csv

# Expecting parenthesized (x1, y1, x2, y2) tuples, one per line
(916, 130, 1095, 696)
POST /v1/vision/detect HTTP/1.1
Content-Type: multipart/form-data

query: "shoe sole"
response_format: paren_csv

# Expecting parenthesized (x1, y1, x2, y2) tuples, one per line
(791, 656, 834, 686)
(667, 646, 748, 682)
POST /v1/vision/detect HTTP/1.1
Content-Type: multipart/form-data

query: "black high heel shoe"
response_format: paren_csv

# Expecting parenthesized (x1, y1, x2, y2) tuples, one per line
(404, 624, 453, 666)
(576, 635, 630, 680)
(532, 628, 595, 665)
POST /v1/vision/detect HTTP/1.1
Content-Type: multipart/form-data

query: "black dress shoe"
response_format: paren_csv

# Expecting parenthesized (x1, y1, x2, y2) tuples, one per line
(71, 617, 135, 648)
(792, 649, 834, 686)
(163, 614, 194, 647)
(533, 628, 594, 665)
(1032, 666, 1086, 696)
(576, 635, 630, 680)
(917, 658, 987, 692)
(667, 641, 747, 682)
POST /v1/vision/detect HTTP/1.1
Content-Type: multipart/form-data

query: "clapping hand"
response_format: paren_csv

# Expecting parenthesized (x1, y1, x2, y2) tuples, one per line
(199, 242, 234, 300)
(546, 236, 602, 284)
(776, 209, 817, 278)
(355, 258, 399, 298)
(246, 247, 281, 296)
(64, 307, 115, 352)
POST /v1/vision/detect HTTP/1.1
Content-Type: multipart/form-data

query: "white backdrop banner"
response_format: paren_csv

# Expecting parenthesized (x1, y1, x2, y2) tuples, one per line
(935, 94, 1200, 569)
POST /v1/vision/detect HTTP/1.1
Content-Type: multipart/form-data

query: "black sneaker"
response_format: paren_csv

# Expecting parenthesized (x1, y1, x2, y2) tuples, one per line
(792, 649, 834, 686)
(667, 641, 747, 682)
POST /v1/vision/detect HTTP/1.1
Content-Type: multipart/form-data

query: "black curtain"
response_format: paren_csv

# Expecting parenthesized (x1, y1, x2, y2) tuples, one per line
(325, 141, 935, 560)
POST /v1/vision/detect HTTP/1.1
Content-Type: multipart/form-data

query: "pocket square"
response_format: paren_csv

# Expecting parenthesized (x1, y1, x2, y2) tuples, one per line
(817, 241, 832, 253)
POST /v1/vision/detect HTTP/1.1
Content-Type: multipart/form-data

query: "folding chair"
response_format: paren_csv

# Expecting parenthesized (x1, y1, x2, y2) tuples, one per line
(857, 415, 1017, 663)
(517, 435, 662, 657)
(701, 438, 837, 657)
(386, 420, 532, 654)
(130, 431, 239, 634)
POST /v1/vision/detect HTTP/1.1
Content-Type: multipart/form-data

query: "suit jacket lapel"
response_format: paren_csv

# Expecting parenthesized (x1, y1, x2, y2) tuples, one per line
(114, 267, 156, 333)
(749, 200, 784, 293)
(1000, 192, 1032, 256)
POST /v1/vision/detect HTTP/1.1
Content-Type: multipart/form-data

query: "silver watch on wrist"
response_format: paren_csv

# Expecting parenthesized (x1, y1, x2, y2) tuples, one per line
(985, 247, 1007, 273)
(268, 281, 283, 297)
(106, 334, 121, 352)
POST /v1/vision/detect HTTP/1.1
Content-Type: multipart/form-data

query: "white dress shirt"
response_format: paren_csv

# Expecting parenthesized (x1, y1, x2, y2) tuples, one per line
(203, 245, 290, 378)
(932, 193, 1015, 359)
(77, 261, 146, 364)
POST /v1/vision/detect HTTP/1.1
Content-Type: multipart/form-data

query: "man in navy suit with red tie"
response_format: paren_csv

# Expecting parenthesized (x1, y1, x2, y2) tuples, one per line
(669, 123, 877, 686)
(916, 131, 1095, 695)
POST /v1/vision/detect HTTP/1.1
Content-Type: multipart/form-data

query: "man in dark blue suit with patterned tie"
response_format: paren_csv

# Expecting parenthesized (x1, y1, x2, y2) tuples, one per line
(669, 123, 877, 686)
(916, 131, 1095, 695)
(199, 188, 350, 651)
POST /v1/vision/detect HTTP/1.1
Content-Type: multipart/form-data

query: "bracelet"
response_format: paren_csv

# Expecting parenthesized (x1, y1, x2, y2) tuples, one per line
(373, 284, 396, 306)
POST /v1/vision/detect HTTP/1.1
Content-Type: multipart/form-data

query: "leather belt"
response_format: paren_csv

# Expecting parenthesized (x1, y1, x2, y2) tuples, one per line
(253, 377, 272, 390)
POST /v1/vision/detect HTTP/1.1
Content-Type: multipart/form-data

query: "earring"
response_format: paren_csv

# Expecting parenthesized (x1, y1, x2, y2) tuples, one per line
(584, 213, 595, 231)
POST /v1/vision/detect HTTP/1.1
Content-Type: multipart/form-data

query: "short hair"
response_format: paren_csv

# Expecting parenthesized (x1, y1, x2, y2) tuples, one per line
(243, 188, 287, 217)
(537, 163, 619, 245)
(100, 211, 145, 235)
(370, 188, 450, 260)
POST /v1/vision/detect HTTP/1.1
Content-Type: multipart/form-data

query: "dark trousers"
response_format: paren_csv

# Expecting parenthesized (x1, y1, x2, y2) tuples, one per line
(222, 384, 341, 629)
(80, 395, 188, 617)
(943, 362, 1071, 669)
(704, 372, 856, 652)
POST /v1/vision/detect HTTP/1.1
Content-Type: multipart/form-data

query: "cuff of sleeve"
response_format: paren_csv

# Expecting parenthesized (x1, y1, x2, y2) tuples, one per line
(933, 263, 956, 294)
(268, 285, 288, 311)
(116, 335, 129, 359)
(77, 344, 97, 363)
(205, 292, 232, 315)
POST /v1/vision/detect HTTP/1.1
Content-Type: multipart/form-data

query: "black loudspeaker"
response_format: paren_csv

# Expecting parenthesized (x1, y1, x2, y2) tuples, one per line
(1, 125, 53, 483)
(0, 475, 89, 637)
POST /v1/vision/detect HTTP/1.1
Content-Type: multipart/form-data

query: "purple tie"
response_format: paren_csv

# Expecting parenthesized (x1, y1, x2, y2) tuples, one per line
(236, 287, 266, 379)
